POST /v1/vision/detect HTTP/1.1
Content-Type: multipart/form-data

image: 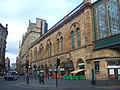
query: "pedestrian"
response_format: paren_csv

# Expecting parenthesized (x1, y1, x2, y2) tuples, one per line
(39, 74, 42, 83)
(41, 74, 45, 84)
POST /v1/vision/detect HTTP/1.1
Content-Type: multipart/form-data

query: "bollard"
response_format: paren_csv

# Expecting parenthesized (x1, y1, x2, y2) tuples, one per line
(91, 80, 96, 85)
(91, 69, 96, 85)
(35, 74, 36, 80)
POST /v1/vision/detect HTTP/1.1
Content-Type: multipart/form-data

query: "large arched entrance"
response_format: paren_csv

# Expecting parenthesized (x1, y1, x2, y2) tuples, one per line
(48, 64, 53, 78)
(60, 62, 65, 75)
(44, 64, 48, 77)
(64, 60, 74, 75)
(39, 64, 44, 74)
(76, 59, 85, 76)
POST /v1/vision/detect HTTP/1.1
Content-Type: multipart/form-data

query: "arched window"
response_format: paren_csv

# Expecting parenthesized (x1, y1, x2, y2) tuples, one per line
(34, 47, 37, 61)
(57, 39, 60, 53)
(56, 32, 64, 54)
(76, 28, 81, 48)
(39, 44, 43, 59)
(39, 46, 41, 53)
(47, 39, 52, 57)
(71, 31, 75, 49)
(47, 44, 49, 57)
(49, 43, 52, 56)
(61, 37, 64, 53)
(30, 50, 33, 62)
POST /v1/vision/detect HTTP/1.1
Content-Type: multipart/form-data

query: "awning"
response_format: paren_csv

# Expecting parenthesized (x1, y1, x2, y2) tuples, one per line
(70, 69, 84, 74)
(78, 63, 84, 66)
(49, 69, 53, 71)
(60, 68, 65, 71)
(40, 70, 44, 73)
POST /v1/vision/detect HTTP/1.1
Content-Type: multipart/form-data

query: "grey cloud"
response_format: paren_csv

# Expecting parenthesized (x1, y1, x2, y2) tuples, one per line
(6, 41, 19, 55)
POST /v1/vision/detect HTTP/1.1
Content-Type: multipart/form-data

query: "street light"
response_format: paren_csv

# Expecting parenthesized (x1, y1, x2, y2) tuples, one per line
(55, 58, 61, 87)
(25, 60, 29, 85)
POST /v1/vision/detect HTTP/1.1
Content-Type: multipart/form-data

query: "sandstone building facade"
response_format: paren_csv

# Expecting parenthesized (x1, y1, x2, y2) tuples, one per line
(18, 18, 48, 73)
(5, 57, 10, 72)
(28, 0, 94, 79)
(18, 0, 120, 80)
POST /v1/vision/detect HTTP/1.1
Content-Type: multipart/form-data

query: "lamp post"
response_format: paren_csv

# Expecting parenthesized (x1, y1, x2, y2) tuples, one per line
(55, 58, 60, 87)
(33, 65, 37, 80)
(26, 60, 29, 85)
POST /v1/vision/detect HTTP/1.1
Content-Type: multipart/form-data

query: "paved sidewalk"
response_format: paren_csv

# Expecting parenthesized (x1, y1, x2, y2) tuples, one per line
(18, 78, 94, 89)
(17, 78, 120, 90)
(19, 79, 56, 88)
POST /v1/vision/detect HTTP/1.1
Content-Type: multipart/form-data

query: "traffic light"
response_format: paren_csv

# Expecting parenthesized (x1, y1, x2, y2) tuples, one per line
(57, 58, 60, 66)
(26, 60, 29, 69)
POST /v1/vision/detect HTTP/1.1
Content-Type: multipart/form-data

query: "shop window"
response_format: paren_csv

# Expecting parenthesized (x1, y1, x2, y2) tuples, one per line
(107, 61, 116, 66)
(94, 61, 100, 74)
(116, 61, 120, 65)
(107, 60, 120, 66)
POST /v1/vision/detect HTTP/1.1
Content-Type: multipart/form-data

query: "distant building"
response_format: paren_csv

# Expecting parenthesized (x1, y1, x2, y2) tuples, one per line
(11, 63, 16, 70)
(18, 18, 48, 74)
(0, 23, 8, 75)
(5, 57, 10, 72)
(16, 57, 20, 72)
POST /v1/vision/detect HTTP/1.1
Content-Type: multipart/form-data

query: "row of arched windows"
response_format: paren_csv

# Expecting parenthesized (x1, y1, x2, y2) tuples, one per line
(30, 25, 81, 62)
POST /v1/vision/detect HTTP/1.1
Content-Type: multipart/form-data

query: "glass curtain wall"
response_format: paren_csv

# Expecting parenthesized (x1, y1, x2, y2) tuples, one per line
(94, 0, 120, 40)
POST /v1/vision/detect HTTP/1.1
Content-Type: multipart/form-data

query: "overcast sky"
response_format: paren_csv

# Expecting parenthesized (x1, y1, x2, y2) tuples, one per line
(0, 0, 96, 65)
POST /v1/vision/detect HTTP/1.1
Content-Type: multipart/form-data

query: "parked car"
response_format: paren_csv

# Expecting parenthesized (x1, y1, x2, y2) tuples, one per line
(4, 71, 18, 80)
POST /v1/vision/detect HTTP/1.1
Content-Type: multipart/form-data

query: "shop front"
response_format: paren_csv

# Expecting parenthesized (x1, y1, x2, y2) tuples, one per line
(71, 59, 85, 76)
(107, 60, 120, 80)
(64, 60, 74, 75)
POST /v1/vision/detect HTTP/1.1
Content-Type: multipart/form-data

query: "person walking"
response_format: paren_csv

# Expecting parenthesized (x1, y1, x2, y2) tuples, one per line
(39, 74, 45, 84)
(39, 74, 42, 83)
(41, 74, 45, 84)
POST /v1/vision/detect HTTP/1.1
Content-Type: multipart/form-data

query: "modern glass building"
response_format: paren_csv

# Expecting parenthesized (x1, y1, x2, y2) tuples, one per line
(92, 0, 120, 80)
